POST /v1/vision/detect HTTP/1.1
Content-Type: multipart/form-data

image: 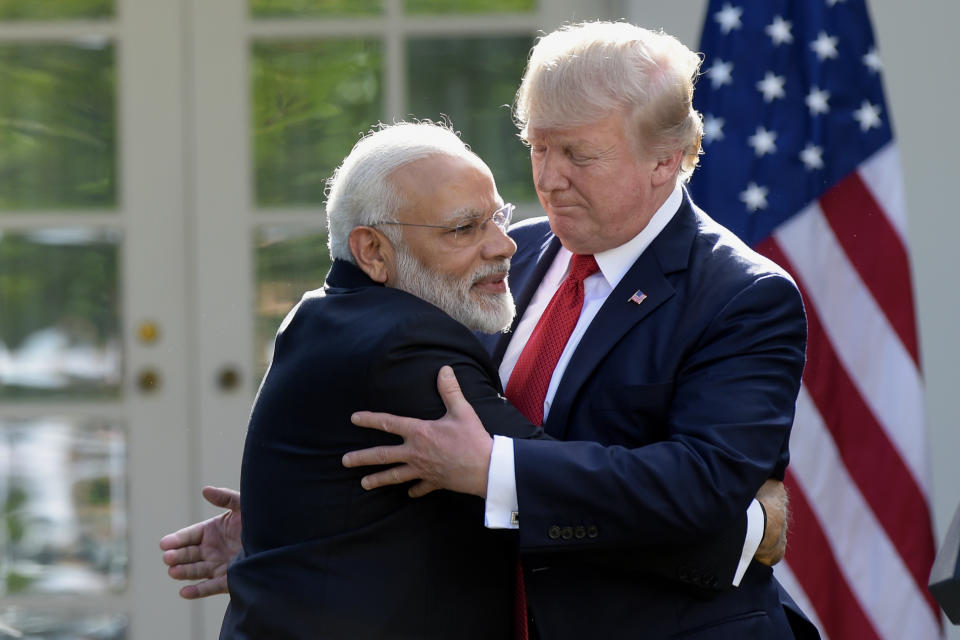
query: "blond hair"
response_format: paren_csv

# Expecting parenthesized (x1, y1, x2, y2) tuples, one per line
(514, 21, 704, 181)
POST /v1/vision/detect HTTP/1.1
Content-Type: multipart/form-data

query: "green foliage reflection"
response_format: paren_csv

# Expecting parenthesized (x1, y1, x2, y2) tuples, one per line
(0, 43, 116, 210)
(250, 0, 381, 17)
(0, 0, 112, 20)
(0, 230, 121, 398)
(253, 39, 384, 206)
(405, 0, 534, 13)
(255, 227, 331, 379)
(407, 36, 534, 204)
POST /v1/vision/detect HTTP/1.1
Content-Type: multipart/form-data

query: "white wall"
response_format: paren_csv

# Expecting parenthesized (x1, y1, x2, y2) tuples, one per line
(617, 0, 960, 634)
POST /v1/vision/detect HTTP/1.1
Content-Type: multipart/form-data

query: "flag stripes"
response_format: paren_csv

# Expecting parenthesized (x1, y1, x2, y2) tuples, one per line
(818, 173, 920, 364)
(785, 388, 941, 639)
(771, 185, 928, 494)
(690, 3, 939, 636)
(761, 230, 937, 613)
(783, 469, 881, 640)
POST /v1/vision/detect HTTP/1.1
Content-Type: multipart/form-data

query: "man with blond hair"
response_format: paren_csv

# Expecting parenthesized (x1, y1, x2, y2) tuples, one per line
(344, 22, 817, 639)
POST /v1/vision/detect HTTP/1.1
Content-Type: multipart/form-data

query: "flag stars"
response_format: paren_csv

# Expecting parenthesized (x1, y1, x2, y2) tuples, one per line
(740, 182, 769, 212)
(703, 114, 725, 144)
(705, 58, 734, 88)
(714, 3, 743, 34)
(811, 31, 839, 61)
(805, 87, 831, 115)
(748, 126, 778, 156)
(853, 100, 883, 131)
(863, 47, 883, 73)
(757, 72, 786, 102)
(800, 143, 825, 170)
(765, 16, 794, 46)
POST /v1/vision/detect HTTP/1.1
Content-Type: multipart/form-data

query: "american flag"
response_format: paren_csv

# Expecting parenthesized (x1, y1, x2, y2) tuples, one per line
(689, 1, 941, 638)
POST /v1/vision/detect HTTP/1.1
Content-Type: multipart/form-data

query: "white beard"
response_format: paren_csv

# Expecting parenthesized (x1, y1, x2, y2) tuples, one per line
(393, 244, 515, 334)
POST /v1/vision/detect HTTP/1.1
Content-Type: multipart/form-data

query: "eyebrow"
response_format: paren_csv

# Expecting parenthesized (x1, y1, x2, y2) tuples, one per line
(441, 205, 502, 225)
(441, 207, 479, 224)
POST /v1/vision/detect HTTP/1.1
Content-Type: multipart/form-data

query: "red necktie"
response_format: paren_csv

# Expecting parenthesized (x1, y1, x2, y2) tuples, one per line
(505, 253, 600, 426)
(504, 253, 599, 640)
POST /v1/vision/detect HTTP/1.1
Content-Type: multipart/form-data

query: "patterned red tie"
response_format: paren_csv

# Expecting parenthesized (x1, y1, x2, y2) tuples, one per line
(504, 253, 599, 640)
(505, 253, 600, 425)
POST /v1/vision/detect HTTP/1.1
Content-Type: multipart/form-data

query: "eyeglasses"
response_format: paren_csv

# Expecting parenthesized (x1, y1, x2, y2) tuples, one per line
(372, 203, 514, 247)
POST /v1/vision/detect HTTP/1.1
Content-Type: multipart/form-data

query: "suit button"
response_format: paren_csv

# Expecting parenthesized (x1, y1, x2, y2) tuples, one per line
(678, 567, 689, 581)
(586, 525, 598, 538)
(561, 527, 574, 540)
(708, 576, 720, 588)
(574, 526, 586, 539)
(689, 569, 701, 585)
(548, 526, 561, 539)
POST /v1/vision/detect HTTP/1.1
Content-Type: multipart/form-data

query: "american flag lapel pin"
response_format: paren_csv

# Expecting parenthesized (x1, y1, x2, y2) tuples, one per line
(628, 290, 647, 305)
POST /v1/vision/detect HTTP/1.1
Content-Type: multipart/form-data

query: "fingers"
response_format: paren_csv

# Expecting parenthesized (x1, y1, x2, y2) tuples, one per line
(202, 486, 241, 512)
(350, 411, 420, 436)
(168, 558, 216, 581)
(342, 444, 405, 469)
(159, 524, 203, 551)
(435, 365, 468, 415)
(162, 544, 204, 568)
(356, 464, 421, 490)
(179, 575, 229, 600)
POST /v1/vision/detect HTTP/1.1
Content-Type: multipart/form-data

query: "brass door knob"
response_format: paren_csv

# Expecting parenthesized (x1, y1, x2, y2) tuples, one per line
(217, 366, 241, 392)
(137, 368, 161, 392)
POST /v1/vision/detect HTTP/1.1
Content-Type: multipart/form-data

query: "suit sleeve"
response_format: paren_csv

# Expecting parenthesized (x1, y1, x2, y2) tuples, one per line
(513, 272, 806, 554)
(368, 312, 543, 441)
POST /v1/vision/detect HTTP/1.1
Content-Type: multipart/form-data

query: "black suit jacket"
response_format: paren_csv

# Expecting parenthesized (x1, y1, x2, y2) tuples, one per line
(477, 192, 818, 639)
(220, 260, 539, 639)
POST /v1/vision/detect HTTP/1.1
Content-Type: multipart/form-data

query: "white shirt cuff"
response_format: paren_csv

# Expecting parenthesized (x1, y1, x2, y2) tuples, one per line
(484, 435, 519, 529)
(733, 499, 764, 586)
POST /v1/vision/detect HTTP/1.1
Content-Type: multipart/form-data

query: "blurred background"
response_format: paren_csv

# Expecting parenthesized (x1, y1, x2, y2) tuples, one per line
(0, 0, 956, 638)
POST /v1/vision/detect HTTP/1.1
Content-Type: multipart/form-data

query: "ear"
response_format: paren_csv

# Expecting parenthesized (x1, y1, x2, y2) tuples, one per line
(651, 149, 684, 187)
(348, 227, 394, 285)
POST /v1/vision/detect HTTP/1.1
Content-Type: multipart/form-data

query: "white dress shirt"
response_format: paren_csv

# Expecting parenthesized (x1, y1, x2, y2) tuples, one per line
(484, 184, 762, 586)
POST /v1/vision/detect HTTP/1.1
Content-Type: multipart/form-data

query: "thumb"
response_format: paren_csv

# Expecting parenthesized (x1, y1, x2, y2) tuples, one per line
(202, 486, 241, 512)
(436, 365, 468, 415)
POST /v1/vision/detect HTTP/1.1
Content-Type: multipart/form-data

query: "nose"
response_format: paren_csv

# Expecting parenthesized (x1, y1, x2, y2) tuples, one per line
(482, 220, 517, 260)
(534, 150, 569, 193)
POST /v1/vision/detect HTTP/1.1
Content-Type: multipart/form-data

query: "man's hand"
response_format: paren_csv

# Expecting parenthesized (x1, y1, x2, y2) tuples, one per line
(754, 478, 789, 566)
(344, 366, 493, 498)
(159, 486, 242, 599)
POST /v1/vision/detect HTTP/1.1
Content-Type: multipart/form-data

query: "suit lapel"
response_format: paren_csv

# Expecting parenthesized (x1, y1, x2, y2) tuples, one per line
(542, 195, 699, 439)
(487, 225, 561, 366)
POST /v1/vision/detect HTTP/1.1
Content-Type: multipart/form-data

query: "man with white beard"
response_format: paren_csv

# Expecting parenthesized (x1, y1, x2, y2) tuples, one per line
(215, 121, 543, 639)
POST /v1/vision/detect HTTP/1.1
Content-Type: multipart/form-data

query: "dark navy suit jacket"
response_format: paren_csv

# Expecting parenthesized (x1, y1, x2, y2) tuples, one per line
(476, 192, 817, 639)
(220, 260, 540, 639)
(220, 252, 798, 639)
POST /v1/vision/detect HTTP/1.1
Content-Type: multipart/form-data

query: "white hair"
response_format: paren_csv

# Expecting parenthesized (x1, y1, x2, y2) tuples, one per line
(325, 121, 480, 263)
(514, 21, 704, 181)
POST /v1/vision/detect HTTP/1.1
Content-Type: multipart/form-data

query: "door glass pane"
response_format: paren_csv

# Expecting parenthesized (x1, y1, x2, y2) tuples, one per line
(254, 226, 330, 378)
(0, 42, 117, 210)
(0, 228, 122, 399)
(252, 39, 383, 207)
(0, 0, 113, 20)
(0, 417, 127, 596)
(405, 0, 535, 14)
(0, 608, 126, 639)
(250, 0, 382, 18)
(407, 36, 534, 203)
